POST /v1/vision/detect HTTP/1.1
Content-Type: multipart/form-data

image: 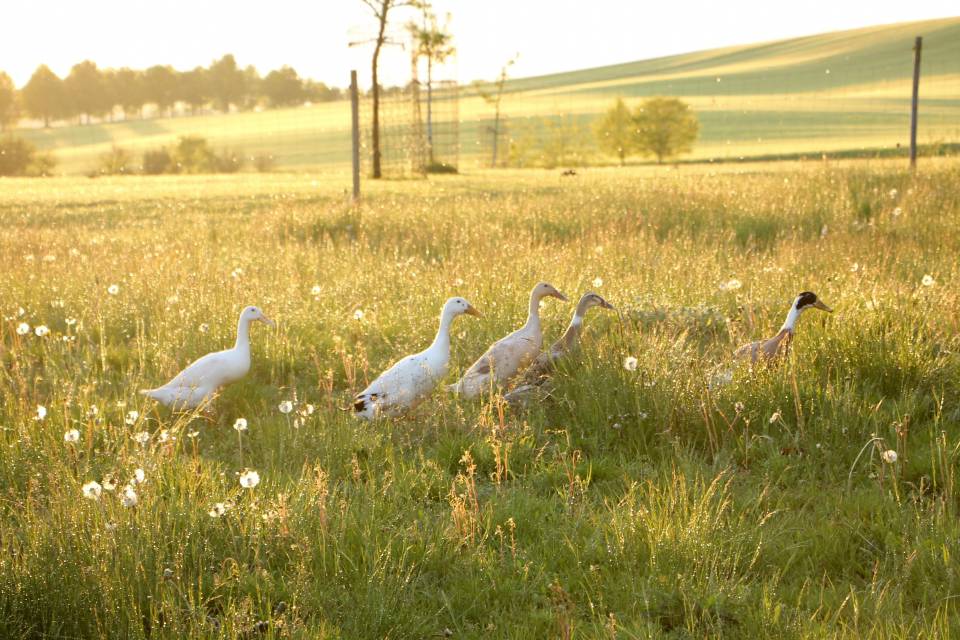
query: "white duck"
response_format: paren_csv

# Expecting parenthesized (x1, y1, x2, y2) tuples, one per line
(734, 291, 832, 364)
(141, 305, 275, 410)
(353, 297, 481, 420)
(449, 282, 567, 399)
(504, 292, 615, 406)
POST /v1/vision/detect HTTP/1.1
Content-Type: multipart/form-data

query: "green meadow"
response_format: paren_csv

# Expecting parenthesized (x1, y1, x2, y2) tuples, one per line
(1, 159, 960, 638)
(14, 17, 960, 175)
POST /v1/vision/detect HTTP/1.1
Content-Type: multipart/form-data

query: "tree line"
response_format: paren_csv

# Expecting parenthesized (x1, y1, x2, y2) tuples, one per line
(0, 55, 343, 130)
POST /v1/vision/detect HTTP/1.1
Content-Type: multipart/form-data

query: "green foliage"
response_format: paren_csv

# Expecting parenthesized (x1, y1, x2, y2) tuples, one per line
(261, 66, 304, 107)
(140, 136, 245, 175)
(208, 54, 247, 112)
(144, 65, 178, 115)
(0, 71, 17, 131)
(95, 146, 136, 176)
(65, 60, 111, 123)
(594, 98, 636, 165)
(22, 64, 68, 127)
(633, 96, 700, 163)
(0, 135, 55, 176)
(141, 148, 172, 175)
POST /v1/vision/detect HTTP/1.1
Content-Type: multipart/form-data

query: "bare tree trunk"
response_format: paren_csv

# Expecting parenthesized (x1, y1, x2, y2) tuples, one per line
(370, 7, 388, 179)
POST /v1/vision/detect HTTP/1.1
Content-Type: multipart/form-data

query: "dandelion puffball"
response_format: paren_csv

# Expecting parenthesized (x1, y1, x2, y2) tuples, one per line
(921, 275, 935, 287)
(34, 325, 50, 337)
(881, 450, 898, 464)
(239, 469, 261, 489)
(623, 356, 638, 371)
(64, 429, 80, 443)
(82, 480, 103, 501)
(121, 485, 138, 508)
(233, 418, 248, 432)
(16, 322, 30, 335)
(278, 401, 293, 414)
(36, 406, 47, 421)
(107, 284, 120, 295)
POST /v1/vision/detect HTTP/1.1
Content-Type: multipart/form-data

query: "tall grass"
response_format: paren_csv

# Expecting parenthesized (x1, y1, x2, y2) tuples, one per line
(0, 162, 958, 638)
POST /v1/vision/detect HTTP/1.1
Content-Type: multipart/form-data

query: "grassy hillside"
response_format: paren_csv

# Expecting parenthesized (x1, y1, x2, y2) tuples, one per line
(13, 16, 960, 175)
(1, 162, 960, 637)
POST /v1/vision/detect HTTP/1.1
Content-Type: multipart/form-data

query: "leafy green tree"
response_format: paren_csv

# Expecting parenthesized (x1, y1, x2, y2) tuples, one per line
(111, 68, 146, 119)
(144, 65, 178, 117)
(303, 80, 339, 102)
(594, 98, 635, 166)
(0, 71, 18, 131)
(207, 55, 245, 112)
(632, 97, 699, 164)
(262, 67, 304, 107)
(65, 60, 110, 124)
(178, 67, 208, 115)
(22, 65, 68, 128)
(240, 65, 261, 110)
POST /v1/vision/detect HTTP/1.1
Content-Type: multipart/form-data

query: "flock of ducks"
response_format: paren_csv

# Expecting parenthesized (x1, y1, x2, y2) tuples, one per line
(141, 284, 833, 419)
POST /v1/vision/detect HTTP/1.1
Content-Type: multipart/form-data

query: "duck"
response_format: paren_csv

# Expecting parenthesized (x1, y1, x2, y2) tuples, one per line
(733, 291, 832, 364)
(504, 292, 614, 406)
(141, 305, 275, 410)
(353, 297, 481, 420)
(449, 282, 568, 399)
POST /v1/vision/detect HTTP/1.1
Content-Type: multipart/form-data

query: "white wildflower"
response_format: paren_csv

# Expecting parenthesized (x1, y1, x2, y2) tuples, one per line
(592, 277, 603, 288)
(36, 405, 47, 421)
(121, 485, 138, 508)
(310, 285, 321, 296)
(64, 428, 80, 443)
(34, 325, 50, 337)
(125, 410, 139, 425)
(233, 418, 248, 432)
(209, 502, 228, 518)
(921, 275, 935, 287)
(107, 284, 120, 295)
(198, 323, 209, 334)
(623, 356, 638, 371)
(353, 309, 365, 321)
(881, 450, 898, 464)
(131, 468, 146, 484)
(102, 475, 117, 492)
(16, 322, 30, 335)
(133, 431, 150, 446)
(278, 401, 293, 414)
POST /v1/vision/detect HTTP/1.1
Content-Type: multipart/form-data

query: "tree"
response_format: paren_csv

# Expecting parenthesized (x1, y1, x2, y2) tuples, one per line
(111, 68, 146, 119)
(303, 80, 339, 102)
(0, 71, 18, 131)
(632, 97, 699, 164)
(594, 98, 635, 166)
(474, 55, 516, 167)
(358, 0, 419, 178)
(178, 67, 208, 115)
(22, 65, 68, 128)
(240, 65, 261, 110)
(262, 66, 304, 107)
(65, 60, 110, 124)
(207, 54, 245, 112)
(409, 9, 454, 162)
(144, 65, 178, 117)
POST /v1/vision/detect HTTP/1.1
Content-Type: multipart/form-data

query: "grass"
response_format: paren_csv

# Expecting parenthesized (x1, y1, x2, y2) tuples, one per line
(11, 17, 960, 174)
(1, 159, 960, 638)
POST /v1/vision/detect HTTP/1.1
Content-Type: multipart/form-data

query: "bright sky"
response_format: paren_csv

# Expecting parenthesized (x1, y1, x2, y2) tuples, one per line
(2, 1, 957, 89)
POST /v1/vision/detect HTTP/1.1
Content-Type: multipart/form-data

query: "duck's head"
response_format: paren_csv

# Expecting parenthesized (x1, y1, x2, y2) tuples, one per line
(577, 292, 615, 314)
(531, 282, 568, 303)
(444, 297, 482, 318)
(794, 291, 832, 314)
(240, 305, 276, 328)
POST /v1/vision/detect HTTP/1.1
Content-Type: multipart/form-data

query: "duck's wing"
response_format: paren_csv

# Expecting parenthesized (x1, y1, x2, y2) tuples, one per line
(158, 350, 232, 390)
(463, 331, 539, 384)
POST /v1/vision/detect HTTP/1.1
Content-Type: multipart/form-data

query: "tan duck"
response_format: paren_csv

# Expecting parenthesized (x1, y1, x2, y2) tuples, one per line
(504, 292, 615, 406)
(734, 291, 832, 364)
(449, 282, 567, 398)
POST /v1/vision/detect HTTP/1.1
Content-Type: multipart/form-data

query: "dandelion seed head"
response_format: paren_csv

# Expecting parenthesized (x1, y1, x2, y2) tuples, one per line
(121, 485, 138, 508)
(278, 401, 293, 414)
(34, 325, 50, 337)
(922, 274, 935, 287)
(132, 468, 146, 484)
(209, 502, 228, 518)
(133, 431, 150, 446)
(125, 410, 139, 425)
(107, 284, 120, 295)
(198, 323, 209, 333)
(592, 277, 603, 288)
(36, 405, 47, 421)
(16, 322, 30, 335)
(353, 309, 364, 321)
(82, 480, 102, 501)
(881, 449, 898, 463)
(769, 410, 782, 424)
(233, 418, 248, 432)
(239, 469, 261, 489)
(310, 285, 321, 296)
(623, 356, 638, 372)
(64, 428, 80, 443)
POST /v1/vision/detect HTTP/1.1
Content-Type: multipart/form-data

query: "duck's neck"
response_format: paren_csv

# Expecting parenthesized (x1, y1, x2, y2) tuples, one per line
(524, 294, 543, 332)
(429, 310, 455, 353)
(234, 317, 252, 352)
(556, 306, 588, 352)
(779, 305, 803, 333)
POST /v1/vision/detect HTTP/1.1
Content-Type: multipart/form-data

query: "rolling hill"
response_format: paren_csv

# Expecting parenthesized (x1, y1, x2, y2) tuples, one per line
(14, 16, 960, 174)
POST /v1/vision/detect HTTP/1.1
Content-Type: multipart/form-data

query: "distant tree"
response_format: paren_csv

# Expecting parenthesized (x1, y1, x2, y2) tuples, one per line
(65, 60, 110, 124)
(144, 65, 178, 117)
(358, 0, 419, 178)
(632, 97, 699, 164)
(22, 65, 68, 128)
(594, 98, 635, 166)
(302, 80, 339, 102)
(262, 66, 304, 107)
(207, 54, 246, 112)
(241, 65, 261, 110)
(409, 9, 454, 162)
(111, 68, 146, 119)
(474, 55, 516, 167)
(0, 71, 18, 131)
(178, 67, 208, 115)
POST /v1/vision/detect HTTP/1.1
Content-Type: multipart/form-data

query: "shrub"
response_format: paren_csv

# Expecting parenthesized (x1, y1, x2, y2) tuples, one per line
(215, 148, 244, 173)
(142, 148, 172, 175)
(172, 136, 218, 173)
(95, 146, 135, 176)
(253, 154, 275, 173)
(423, 161, 457, 174)
(0, 136, 38, 176)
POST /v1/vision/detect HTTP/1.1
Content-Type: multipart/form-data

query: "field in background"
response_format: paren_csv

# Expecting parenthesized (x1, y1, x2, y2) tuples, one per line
(13, 16, 960, 175)
(1, 160, 959, 637)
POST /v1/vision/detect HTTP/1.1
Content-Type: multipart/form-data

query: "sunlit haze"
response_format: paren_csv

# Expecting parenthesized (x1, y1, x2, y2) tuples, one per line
(2, 1, 957, 88)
